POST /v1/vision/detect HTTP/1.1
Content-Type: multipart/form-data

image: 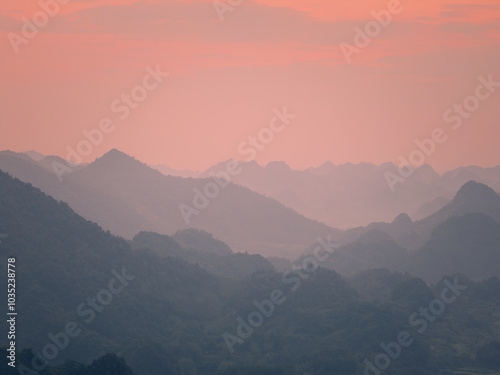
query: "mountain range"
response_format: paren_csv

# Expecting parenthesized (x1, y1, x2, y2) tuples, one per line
(153, 159, 500, 228)
(2, 149, 499, 259)
(0, 150, 337, 258)
(302, 180, 500, 282)
(1, 169, 500, 375)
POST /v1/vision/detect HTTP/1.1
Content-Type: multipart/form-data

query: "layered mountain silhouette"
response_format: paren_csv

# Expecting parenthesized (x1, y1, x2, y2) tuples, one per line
(1, 169, 500, 375)
(153, 159, 500, 229)
(0, 149, 338, 258)
(0, 169, 236, 374)
(132, 230, 274, 279)
(301, 180, 500, 282)
(418, 180, 500, 229)
(341, 180, 500, 249)
(409, 180, 500, 250)
(303, 229, 409, 278)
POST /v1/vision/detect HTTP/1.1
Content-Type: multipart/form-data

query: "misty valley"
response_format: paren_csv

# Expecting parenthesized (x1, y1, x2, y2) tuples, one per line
(0, 150, 499, 375)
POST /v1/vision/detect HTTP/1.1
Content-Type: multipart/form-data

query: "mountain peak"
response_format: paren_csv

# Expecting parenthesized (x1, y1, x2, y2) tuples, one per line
(265, 161, 291, 170)
(417, 163, 436, 173)
(392, 213, 413, 227)
(90, 149, 144, 168)
(78, 149, 157, 179)
(100, 148, 132, 161)
(454, 180, 499, 204)
(416, 163, 440, 180)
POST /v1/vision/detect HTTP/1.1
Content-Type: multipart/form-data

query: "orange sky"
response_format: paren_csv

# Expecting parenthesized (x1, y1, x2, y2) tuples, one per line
(1, 0, 499, 171)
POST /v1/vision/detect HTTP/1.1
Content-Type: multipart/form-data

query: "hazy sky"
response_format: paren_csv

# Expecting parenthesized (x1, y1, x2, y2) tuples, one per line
(1, 0, 499, 171)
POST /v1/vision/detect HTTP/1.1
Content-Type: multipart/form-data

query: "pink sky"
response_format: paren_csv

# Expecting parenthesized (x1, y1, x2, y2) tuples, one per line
(1, 0, 499, 172)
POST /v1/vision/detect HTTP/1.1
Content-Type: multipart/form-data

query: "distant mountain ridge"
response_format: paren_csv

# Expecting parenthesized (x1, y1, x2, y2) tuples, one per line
(152, 158, 500, 228)
(411, 180, 500, 249)
(340, 180, 500, 249)
(4, 149, 499, 231)
(301, 180, 500, 282)
(0, 149, 338, 258)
